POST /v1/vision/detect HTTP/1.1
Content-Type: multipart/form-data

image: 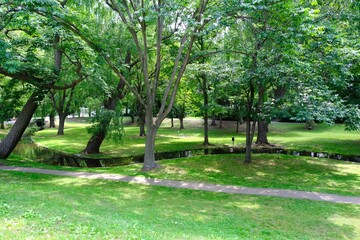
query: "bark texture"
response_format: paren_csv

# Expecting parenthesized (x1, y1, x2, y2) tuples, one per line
(179, 116, 184, 129)
(57, 113, 66, 135)
(138, 109, 146, 136)
(82, 124, 108, 154)
(141, 118, 159, 171)
(49, 111, 56, 128)
(210, 115, 216, 126)
(202, 74, 210, 145)
(255, 120, 269, 145)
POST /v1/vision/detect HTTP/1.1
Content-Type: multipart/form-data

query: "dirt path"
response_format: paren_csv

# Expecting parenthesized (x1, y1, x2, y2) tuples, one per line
(1, 165, 360, 205)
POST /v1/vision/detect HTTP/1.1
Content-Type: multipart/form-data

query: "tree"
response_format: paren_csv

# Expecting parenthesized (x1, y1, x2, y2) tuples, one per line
(224, 0, 309, 162)
(49, 0, 212, 170)
(279, 0, 360, 131)
(82, 51, 132, 154)
(0, 1, 62, 158)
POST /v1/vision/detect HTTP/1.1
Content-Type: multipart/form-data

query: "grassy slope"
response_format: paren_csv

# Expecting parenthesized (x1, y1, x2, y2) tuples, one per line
(1, 170, 360, 240)
(2, 153, 360, 197)
(2, 119, 360, 196)
(31, 119, 360, 156)
(92, 154, 360, 197)
(269, 123, 360, 155)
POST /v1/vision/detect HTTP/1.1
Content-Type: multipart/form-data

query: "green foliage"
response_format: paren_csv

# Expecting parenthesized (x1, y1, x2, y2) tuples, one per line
(1, 0, 359, 167)
(0, 0, 59, 85)
(289, 87, 345, 125)
(23, 125, 39, 137)
(0, 80, 30, 122)
(344, 105, 360, 131)
(87, 105, 124, 143)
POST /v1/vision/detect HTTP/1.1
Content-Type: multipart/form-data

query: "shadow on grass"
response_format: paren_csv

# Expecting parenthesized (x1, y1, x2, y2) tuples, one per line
(123, 154, 360, 197)
(1, 170, 360, 239)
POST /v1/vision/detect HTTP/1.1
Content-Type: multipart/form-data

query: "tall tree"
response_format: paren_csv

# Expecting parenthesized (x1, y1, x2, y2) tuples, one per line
(0, 1, 61, 158)
(224, 0, 306, 162)
(49, 0, 212, 170)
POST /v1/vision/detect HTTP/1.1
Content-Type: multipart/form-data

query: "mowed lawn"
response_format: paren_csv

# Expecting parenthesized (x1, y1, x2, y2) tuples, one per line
(1, 170, 360, 240)
(86, 154, 360, 197)
(1, 119, 360, 239)
(31, 118, 360, 156)
(2, 118, 360, 197)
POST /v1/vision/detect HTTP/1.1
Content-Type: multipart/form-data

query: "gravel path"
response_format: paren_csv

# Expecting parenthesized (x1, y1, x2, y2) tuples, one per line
(1, 165, 360, 205)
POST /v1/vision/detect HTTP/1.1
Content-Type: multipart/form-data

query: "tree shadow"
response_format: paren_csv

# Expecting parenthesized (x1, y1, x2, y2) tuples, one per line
(1, 170, 359, 239)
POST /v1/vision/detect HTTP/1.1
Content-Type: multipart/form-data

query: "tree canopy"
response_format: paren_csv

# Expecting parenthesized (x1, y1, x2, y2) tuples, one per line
(0, 0, 359, 168)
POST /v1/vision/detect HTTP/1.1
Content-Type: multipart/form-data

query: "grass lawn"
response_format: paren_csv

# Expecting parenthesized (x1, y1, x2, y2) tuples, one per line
(89, 154, 360, 197)
(1, 170, 360, 240)
(31, 118, 360, 156)
(1, 118, 360, 197)
(1, 119, 360, 238)
(2, 153, 360, 197)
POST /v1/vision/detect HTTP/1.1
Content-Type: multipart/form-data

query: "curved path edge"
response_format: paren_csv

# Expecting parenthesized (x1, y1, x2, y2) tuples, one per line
(1, 166, 360, 205)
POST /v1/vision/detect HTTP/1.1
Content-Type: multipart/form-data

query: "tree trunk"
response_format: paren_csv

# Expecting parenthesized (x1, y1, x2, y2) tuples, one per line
(82, 128, 107, 154)
(139, 112, 146, 136)
(244, 117, 252, 163)
(256, 120, 269, 145)
(137, 96, 146, 136)
(236, 119, 239, 133)
(211, 115, 216, 126)
(179, 116, 184, 129)
(244, 47, 258, 164)
(171, 117, 174, 128)
(200, 73, 210, 145)
(0, 121, 4, 130)
(49, 111, 56, 128)
(219, 114, 223, 128)
(245, 119, 256, 164)
(0, 91, 43, 158)
(57, 114, 66, 135)
(244, 79, 255, 164)
(255, 84, 270, 145)
(142, 116, 159, 171)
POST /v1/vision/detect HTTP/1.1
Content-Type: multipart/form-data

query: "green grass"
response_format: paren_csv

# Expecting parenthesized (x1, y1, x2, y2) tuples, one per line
(31, 118, 360, 156)
(2, 153, 359, 197)
(1, 170, 360, 239)
(91, 154, 360, 197)
(1, 119, 360, 238)
(268, 122, 360, 156)
(2, 118, 360, 196)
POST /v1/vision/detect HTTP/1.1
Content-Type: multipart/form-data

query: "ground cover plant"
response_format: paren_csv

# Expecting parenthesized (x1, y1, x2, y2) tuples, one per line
(1, 170, 360, 240)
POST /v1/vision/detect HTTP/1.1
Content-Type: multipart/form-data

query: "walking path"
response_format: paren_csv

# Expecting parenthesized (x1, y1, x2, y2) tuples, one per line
(1, 165, 360, 205)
